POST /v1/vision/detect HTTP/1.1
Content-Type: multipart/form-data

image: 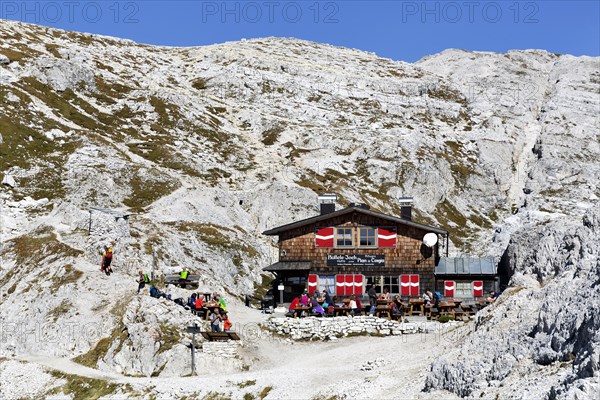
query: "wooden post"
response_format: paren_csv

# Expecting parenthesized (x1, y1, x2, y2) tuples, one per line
(191, 331, 196, 375)
(152, 248, 157, 281)
(186, 323, 201, 376)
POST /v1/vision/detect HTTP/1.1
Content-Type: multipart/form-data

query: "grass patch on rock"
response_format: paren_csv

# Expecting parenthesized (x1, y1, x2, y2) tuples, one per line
(4, 227, 83, 266)
(73, 326, 128, 368)
(47, 370, 119, 400)
(123, 167, 181, 212)
(48, 300, 72, 322)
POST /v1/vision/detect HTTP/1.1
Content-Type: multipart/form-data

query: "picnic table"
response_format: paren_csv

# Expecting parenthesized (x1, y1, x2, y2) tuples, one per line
(293, 306, 311, 318)
(409, 298, 425, 316)
(438, 301, 454, 316)
(377, 299, 390, 306)
(333, 306, 350, 317)
(200, 331, 241, 342)
(375, 305, 392, 320)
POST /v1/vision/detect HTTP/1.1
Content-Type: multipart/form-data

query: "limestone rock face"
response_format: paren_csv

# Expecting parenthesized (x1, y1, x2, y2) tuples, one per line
(424, 209, 600, 399)
(0, 20, 598, 396)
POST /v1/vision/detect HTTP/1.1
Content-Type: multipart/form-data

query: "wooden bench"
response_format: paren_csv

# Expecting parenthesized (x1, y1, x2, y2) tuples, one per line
(165, 274, 201, 288)
(200, 331, 241, 342)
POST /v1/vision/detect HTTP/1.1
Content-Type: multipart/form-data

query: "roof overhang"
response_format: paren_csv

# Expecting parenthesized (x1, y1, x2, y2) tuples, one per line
(263, 206, 447, 236)
(435, 257, 497, 275)
(262, 261, 312, 272)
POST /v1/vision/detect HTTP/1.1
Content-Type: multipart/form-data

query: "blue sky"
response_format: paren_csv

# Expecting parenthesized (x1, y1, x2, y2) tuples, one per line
(1, 1, 598, 62)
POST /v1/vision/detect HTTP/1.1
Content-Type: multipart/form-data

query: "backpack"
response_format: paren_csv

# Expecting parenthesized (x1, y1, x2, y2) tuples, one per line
(434, 291, 442, 301)
(150, 286, 158, 298)
(143, 274, 150, 283)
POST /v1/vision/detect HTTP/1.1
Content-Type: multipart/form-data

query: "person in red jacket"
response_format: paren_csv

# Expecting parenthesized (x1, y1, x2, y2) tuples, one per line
(289, 296, 300, 313)
(100, 246, 113, 275)
(223, 313, 233, 332)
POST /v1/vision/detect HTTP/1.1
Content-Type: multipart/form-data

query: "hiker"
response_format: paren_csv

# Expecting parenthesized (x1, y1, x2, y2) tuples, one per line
(322, 290, 333, 308)
(355, 296, 363, 314)
(195, 293, 203, 310)
(289, 296, 300, 313)
(100, 246, 113, 275)
(217, 294, 227, 312)
(137, 271, 150, 293)
(210, 308, 222, 332)
(310, 294, 324, 316)
(348, 295, 358, 316)
(300, 290, 310, 306)
(380, 287, 391, 301)
(368, 284, 377, 311)
(423, 288, 433, 305)
(433, 291, 442, 307)
(487, 290, 500, 302)
(223, 312, 233, 332)
(188, 293, 197, 309)
(179, 268, 189, 288)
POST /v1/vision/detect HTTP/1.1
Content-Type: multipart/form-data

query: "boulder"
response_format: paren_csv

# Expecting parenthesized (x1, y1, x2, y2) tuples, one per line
(1, 174, 16, 188)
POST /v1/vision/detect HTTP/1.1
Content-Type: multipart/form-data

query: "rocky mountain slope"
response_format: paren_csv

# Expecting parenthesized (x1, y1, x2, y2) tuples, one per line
(425, 209, 600, 399)
(0, 20, 598, 398)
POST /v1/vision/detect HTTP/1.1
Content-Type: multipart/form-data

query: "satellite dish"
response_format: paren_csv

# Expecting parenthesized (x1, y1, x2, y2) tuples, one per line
(423, 233, 438, 247)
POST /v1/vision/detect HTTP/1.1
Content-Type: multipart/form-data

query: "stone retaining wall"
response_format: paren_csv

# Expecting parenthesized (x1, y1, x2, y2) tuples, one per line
(264, 316, 439, 341)
(202, 341, 238, 358)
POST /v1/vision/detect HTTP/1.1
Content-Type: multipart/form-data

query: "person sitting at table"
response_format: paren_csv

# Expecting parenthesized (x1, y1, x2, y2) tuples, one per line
(210, 308, 222, 332)
(222, 312, 233, 332)
(187, 293, 196, 310)
(348, 295, 358, 316)
(423, 289, 432, 305)
(379, 287, 391, 301)
(487, 290, 500, 302)
(289, 296, 300, 313)
(323, 290, 333, 308)
(217, 294, 228, 312)
(393, 295, 403, 311)
(300, 291, 310, 306)
(179, 268, 189, 288)
(310, 296, 325, 316)
(355, 296, 363, 315)
(195, 294, 204, 310)
(391, 300, 400, 316)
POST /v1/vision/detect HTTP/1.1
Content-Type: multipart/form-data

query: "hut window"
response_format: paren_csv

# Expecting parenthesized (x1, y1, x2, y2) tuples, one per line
(336, 228, 353, 247)
(455, 282, 472, 298)
(319, 275, 336, 295)
(358, 227, 376, 247)
(383, 276, 399, 294)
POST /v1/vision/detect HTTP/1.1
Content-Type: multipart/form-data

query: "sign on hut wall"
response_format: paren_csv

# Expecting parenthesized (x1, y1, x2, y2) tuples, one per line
(326, 254, 384, 267)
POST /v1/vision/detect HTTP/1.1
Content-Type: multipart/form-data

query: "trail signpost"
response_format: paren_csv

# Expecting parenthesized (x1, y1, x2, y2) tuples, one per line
(186, 323, 202, 375)
(278, 284, 284, 306)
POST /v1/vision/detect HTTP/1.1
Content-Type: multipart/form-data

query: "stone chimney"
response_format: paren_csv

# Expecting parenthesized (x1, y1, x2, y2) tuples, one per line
(318, 194, 337, 215)
(398, 197, 413, 220)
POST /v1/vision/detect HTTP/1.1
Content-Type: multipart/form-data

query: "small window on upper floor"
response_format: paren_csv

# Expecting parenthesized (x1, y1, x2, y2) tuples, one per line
(358, 227, 376, 247)
(336, 227, 353, 247)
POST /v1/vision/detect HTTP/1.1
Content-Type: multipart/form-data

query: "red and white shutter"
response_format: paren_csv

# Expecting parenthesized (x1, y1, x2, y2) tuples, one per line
(410, 274, 420, 296)
(353, 274, 364, 295)
(473, 281, 483, 297)
(444, 280, 455, 297)
(315, 227, 334, 248)
(344, 275, 354, 296)
(308, 274, 318, 294)
(400, 275, 410, 296)
(377, 227, 397, 248)
(335, 275, 345, 295)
